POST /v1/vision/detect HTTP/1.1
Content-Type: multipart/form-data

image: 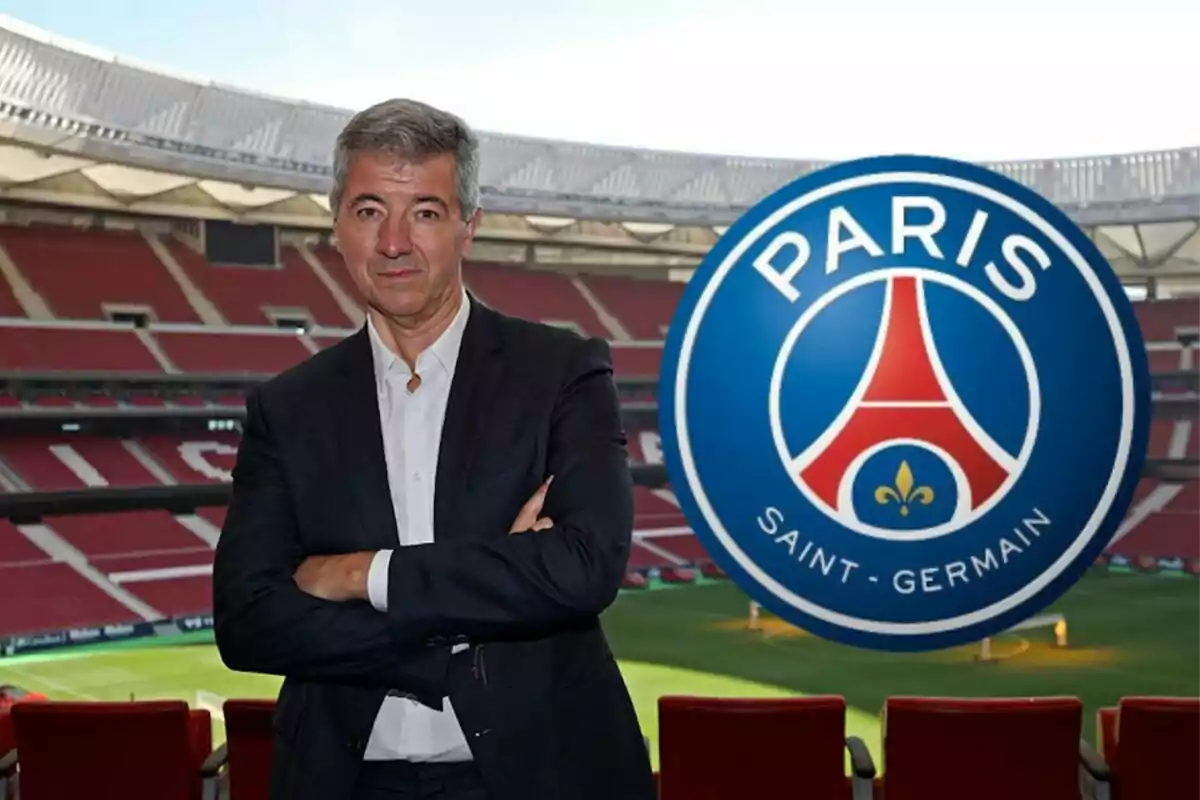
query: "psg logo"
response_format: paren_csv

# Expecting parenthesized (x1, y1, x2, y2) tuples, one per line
(657, 155, 1151, 652)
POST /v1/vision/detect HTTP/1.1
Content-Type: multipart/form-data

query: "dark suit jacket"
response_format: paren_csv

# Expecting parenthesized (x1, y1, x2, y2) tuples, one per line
(211, 293, 656, 800)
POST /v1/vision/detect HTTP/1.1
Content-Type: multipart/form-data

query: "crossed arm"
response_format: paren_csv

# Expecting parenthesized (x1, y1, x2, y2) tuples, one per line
(211, 337, 633, 698)
(290, 476, 555, 608)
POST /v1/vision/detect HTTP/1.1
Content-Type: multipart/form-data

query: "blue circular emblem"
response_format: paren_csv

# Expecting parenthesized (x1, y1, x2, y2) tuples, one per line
(658, 154, 1151, 652)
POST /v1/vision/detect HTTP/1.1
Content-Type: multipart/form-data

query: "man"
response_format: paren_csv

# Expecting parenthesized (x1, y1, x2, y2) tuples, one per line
(212, 98, 656, 800)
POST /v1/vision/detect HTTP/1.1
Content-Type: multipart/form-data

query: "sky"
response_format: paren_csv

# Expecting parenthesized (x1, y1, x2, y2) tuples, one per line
(1, 0, 1197, 162)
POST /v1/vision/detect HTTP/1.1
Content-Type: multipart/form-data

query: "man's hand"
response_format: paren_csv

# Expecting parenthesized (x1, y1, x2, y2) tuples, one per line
(294, 552, 375, 601)
(509, 476, 555, 534)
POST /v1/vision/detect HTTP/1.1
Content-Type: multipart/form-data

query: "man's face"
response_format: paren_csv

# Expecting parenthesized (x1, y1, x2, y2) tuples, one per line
(333, 150, 478, 324)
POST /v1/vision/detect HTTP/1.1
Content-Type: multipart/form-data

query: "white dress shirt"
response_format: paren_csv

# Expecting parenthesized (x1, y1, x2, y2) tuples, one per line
(362, 290, 473, 763)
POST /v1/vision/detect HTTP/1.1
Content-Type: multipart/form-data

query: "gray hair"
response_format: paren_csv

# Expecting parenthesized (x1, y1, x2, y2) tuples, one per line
(330, 98, 480, 219)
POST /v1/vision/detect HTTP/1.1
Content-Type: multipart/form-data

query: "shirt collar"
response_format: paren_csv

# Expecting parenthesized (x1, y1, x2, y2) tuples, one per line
(367, 288, 471, 394)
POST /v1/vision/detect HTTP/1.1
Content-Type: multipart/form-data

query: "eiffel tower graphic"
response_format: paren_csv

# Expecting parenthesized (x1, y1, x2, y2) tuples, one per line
(792, 276, 1020, 526)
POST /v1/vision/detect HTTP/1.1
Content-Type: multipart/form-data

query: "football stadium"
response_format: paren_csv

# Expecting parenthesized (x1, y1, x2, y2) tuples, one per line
(0, 13, 1196, 800)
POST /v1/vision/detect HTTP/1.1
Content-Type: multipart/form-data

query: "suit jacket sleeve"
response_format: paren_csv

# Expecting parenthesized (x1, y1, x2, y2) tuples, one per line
(383, 335, 634, 644)
(211, 388, 450, 704)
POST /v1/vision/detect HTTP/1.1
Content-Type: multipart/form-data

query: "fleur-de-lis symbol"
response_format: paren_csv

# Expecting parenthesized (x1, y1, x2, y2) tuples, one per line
(874, 460, 935, 517)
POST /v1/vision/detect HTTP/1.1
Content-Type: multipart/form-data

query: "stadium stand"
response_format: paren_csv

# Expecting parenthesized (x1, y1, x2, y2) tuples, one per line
(0, 559, 142, 637)
(136, 434, 239, 484)
(0, 272, 22, 320)
(0, 226, 202, 323)
(152, 329, 313, 374)
(579, 274, 683, 340)
(1133, 298, 1200, 342)
(0, 436, 163, 490)
(0, 325, 162, 372)
(0, 244, 1193, 624)
(308, 243, 365, 312)
(43, 510, 206, 558)
(462, 262, 611, 337)
(0, 257, 1194, 628)
(164, 238, 354, 328)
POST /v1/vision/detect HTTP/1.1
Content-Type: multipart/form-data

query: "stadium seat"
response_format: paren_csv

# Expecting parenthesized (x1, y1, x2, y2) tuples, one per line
(1133, 299, 1200, 343)
(879, 696, 1086, 800)
(0, 561, 146, 638)
(0, 689, 47, 800)
(1092, 697, 1200, 799)
(462, 262, 610, 338)
(164, 238, 354, 327)
(634, 487, 687, 531)
(0, 225, 203, 323)
(578, 274, 684, 339)
(221, 699, 276, 800)
(657, 695, 875, 800)
(0, 325, 163, 372)
(309, 243, 363, 310)
(0, 712, 13, 800)
(152, 330, 313, 374)
(8, 700, 224, 800)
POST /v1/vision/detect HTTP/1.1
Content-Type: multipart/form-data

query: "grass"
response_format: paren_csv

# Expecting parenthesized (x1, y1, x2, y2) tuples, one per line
(0, 571, 1195, 771)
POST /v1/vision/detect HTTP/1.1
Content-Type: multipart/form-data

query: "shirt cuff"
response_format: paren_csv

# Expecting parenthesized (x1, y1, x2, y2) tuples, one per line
(367, 549, 392, 612)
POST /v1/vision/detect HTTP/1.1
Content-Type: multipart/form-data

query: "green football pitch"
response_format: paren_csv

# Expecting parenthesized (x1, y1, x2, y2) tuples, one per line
(1, 571, 1196, 771)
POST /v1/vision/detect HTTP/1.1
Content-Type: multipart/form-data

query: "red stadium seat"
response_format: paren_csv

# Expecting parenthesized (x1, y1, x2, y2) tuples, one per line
(222, 699, 276, 800)
(657, 695, 875, 800)
(579, 274, 684, 339)
(0, 225, 202, 323)
(1132, 299, 1200, 343)
(1095, 697, 1200, 799)
(0, 562, 145, 638)
(9, 700, 223, 800)
(0, 712, 12, 756)
(0, 712, 13, 800)
(309, 243, 364, 311)
(463, 261, 610, 338)
(880, 696, 1085, 800)
(164, 238, 354, 327)
(0, 326, 163, 372)
(153, 330, 313, 374)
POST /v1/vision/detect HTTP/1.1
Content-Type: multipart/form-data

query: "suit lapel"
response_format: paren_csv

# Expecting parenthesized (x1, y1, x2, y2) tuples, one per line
(331, 326, 400, 550)
(434, 294, 504, 542)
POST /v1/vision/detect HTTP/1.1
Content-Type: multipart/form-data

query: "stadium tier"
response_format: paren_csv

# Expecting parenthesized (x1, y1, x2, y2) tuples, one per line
(579, 274, 686, 340)
(0, 424, 1195, 637)
(0, 224, 671, 378)
(0, 226, 203, 323)
(0, 222, 1196, 641)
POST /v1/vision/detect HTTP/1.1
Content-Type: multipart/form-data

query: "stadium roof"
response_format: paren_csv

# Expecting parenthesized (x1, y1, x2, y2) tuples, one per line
(0, 15, 1196, 284)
